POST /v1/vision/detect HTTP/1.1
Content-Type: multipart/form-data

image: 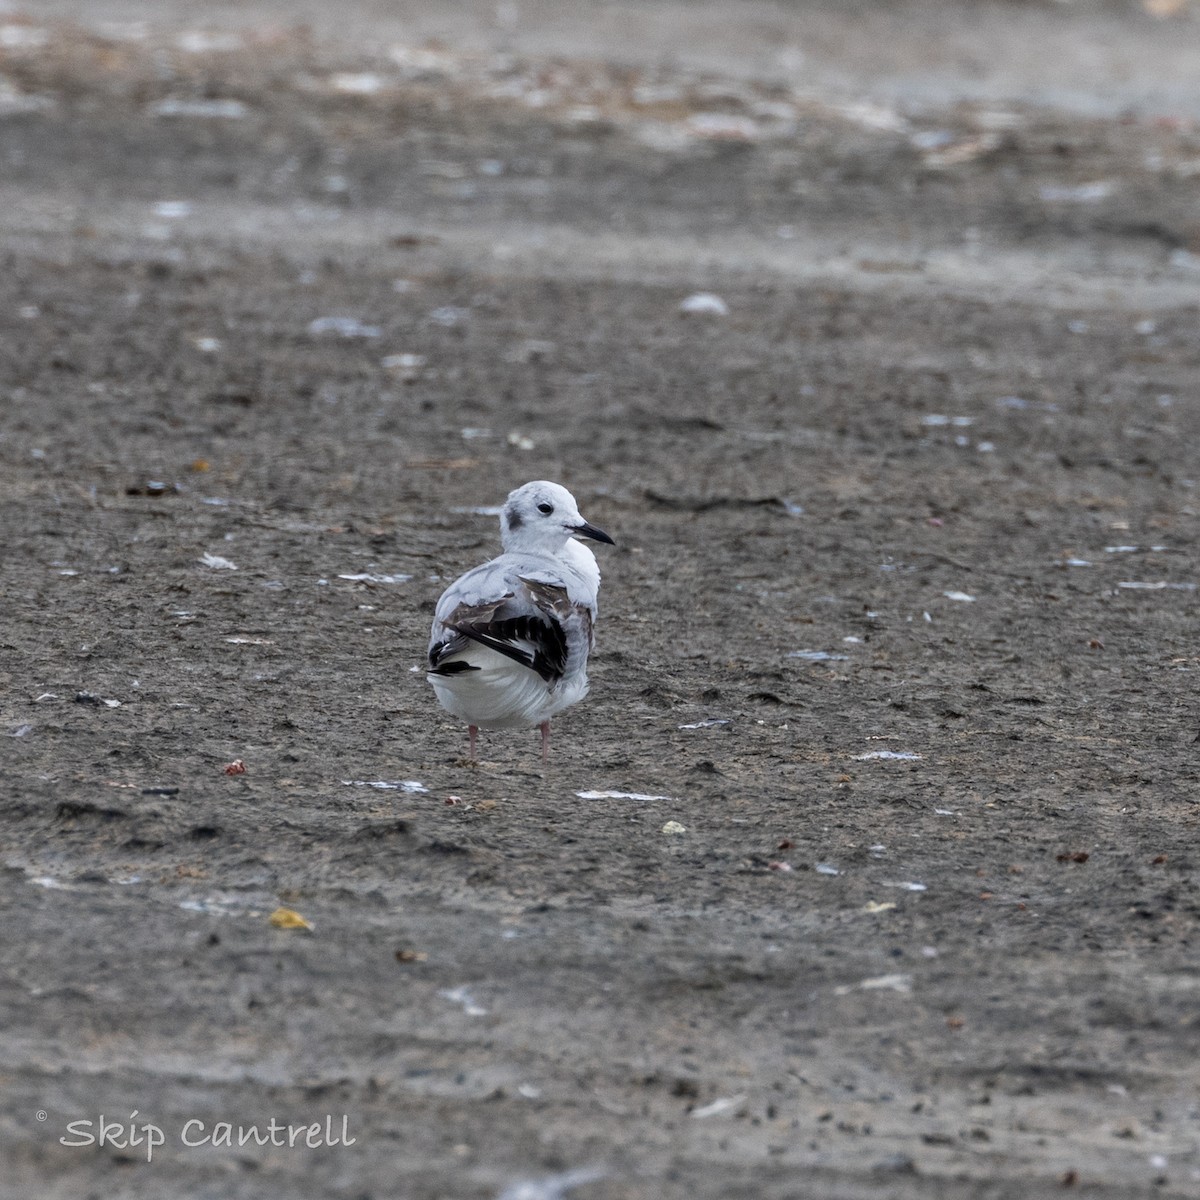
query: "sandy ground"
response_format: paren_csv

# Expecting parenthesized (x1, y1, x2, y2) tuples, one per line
(3, 2, 1200, 1197)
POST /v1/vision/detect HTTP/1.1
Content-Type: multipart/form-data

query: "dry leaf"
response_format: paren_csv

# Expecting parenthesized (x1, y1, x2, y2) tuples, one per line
(269, 906, 312, 931)
(1143, 0, 1188, 16)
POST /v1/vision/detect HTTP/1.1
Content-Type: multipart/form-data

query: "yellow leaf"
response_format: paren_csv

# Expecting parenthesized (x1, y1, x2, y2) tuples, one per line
(269, 906, 312, 931)
(1144, 0, 1188, 17)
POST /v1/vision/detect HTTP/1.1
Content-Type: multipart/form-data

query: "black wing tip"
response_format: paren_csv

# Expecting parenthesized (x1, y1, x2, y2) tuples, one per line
(429, 659, 480, 676)
(453, 618, 565, 684)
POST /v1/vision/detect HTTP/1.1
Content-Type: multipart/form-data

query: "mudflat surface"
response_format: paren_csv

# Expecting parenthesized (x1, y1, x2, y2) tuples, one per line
(3, 3, 1200, 1197)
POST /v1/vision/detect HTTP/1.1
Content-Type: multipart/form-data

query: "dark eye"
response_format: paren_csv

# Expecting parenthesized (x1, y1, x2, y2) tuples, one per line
(537, 502, 554, 515)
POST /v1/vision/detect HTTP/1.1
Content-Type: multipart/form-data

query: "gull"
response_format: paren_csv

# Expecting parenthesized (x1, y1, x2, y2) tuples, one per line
(427, 481, 614, 761)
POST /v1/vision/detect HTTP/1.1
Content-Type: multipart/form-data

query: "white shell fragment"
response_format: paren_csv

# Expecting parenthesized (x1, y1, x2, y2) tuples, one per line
(835, 973, 913, 995)
(1117, 581, 1196, 591)
(308, 316, 382, 338)
(198, 552, 238, 570)
(153, 97, 248, 119)
(438, 985, 488, 1016)
(576, 790, 673, 801)
(679, 292, 729, 316)
(335, 573, 413, 584)
(690, 1094, 748, 1119)
(341, 779, 430, 793)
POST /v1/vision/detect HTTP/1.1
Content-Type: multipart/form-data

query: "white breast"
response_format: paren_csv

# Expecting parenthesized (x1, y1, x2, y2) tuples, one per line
(427, 643, 589, 730)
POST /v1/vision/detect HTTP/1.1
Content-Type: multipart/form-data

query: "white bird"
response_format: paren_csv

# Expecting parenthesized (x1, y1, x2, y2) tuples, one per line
(427, 481, 615, 761)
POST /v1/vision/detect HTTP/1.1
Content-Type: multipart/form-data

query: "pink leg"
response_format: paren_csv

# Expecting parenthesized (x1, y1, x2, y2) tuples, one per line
(468, 724, 478, 760)
(540, 720, 551, 762)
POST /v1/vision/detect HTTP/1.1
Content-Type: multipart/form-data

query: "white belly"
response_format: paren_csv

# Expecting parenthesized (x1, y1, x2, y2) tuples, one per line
(428, 644, 589, 730)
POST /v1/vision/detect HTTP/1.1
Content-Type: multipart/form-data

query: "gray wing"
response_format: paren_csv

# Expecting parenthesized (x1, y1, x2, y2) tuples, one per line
(428, 559, 594, 684)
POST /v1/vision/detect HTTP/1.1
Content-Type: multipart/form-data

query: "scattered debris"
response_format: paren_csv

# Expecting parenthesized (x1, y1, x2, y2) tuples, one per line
(678, 718, 731, 729)
(854, 750, 922, 762)
(1038, 181, 1114, 204)
(199, 552, 237, 570)
(269, 906, 313, 931)
(882, 881, 928, 892)
(767, 861, 793, 872)
(1056, 850, 1090, 864)
(152, 97, 248, 120)
(835, 973, 912, 995)
(176, 29, 243, 54)
(141, 786, 179, 796)
(336, 573, 413, 584)
(576, 790, 673, 801)
(342, 780, 430, 793)
(918, 132, 1001, 169)
(862, 901, 898, 914)
(815, 863, 841, 876)
(1117, 581, 1196, 591)
(494, 1165, 608, 1200)
(942, 591, 976, 602)
(439, 985, 488, 1016)
(679, 292, 729, 316)
(690, 1094, 747, 1119)
(661, 820, 688, 835)
(789, 650, 849, 662)
(152, 200, 192, 219)
(222, 760, 246, 776)
(329, 71, 386, 94)
(395, 949, 428, 963)
(381, 352, 426, 380)
(0, 23, 50, 49)
(686, 112, 759, 140)
(308, 316, 381, 339)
